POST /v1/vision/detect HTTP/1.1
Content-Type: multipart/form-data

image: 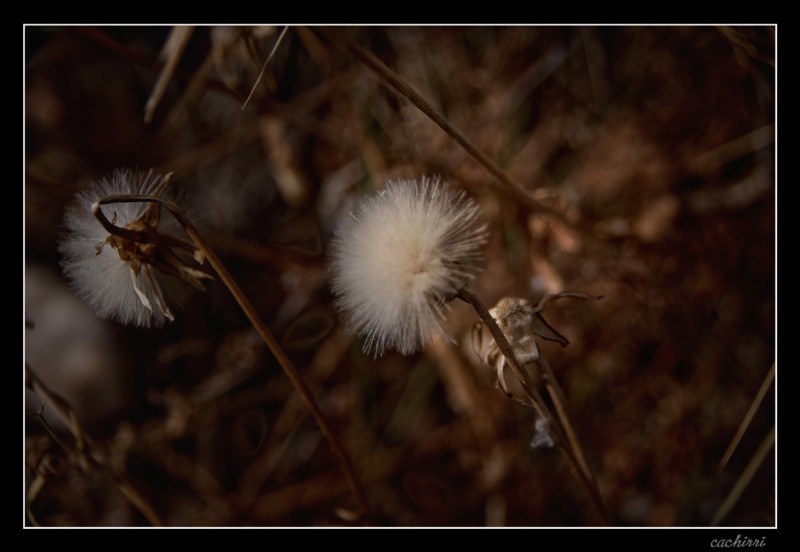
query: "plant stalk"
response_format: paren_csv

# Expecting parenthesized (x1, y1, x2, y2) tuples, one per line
(457, 288, 610, 525)
(95, 193, 373, 518)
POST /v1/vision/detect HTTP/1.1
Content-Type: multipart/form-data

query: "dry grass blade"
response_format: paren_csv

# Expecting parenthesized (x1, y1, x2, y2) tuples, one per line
(114, 479, 165, 527)
(712, 426, 774, 526)
(686, 124, 774, 175)
(242, 25, 290, 111)
(144, 26, 194, 124)
(719, 362, 775, 471)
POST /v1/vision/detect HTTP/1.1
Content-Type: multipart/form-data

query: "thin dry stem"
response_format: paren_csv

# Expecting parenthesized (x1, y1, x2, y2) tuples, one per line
(95, 192, 373, 518)
(316, 27, 562, 220)
(712, 426, 775, 526)
(535, 355, 609, 520)
(456, 288, 611, 525)
(242, 25, 290, 110)
(719, 362, 775, 471)
(536, 356, 594, 486)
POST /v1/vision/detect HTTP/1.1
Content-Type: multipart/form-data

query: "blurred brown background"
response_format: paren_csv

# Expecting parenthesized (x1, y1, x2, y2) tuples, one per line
(24, 25, 775, 527)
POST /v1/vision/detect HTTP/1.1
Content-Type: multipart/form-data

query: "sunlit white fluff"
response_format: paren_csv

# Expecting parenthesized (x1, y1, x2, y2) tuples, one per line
(330, 176, 488, 357)
(58, 169, 194, 327)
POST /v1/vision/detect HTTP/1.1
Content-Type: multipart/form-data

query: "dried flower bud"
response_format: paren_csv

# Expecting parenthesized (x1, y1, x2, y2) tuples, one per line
(58, 169, 212, 327)
(473, 292, 601, 395)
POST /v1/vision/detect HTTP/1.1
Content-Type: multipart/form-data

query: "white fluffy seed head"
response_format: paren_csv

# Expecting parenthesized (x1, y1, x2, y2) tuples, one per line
(58, 169, 195, 328)
(330, 176, 488, 357)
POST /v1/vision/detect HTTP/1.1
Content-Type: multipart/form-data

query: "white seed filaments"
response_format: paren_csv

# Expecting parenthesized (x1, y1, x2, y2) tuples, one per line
(59, 169, 212, 328)
(330, 176, 488, 357)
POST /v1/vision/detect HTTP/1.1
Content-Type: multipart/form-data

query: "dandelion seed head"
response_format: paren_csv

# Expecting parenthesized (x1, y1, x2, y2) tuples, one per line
(58, 169, 198, 328)
(330, 176, 488, 357)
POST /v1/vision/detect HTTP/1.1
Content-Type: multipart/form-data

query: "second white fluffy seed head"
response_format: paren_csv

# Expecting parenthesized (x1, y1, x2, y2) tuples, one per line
(330, 176, 488, 357)
(58, 169, 203, 328)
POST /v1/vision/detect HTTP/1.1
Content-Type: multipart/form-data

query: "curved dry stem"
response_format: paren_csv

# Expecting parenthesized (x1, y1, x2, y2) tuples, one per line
(457, 288, 611, 526)
(95, 193, 373, 518)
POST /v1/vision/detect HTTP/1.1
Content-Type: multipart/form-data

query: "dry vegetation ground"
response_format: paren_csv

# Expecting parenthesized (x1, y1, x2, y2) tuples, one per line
(24, 25, 775, 527)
